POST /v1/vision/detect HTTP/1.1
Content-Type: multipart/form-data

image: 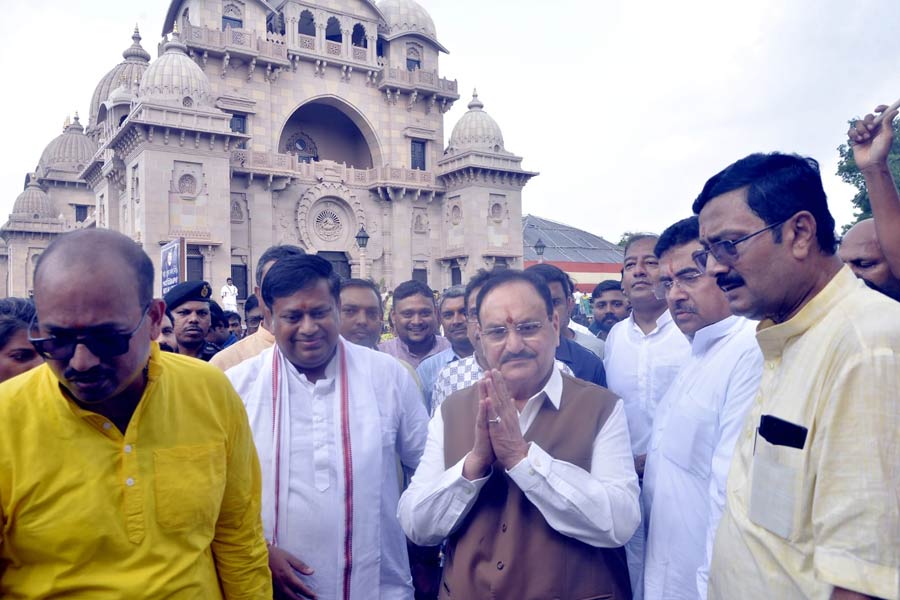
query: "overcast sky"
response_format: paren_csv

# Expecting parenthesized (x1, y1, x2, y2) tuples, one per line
(2, 0, 898, 242)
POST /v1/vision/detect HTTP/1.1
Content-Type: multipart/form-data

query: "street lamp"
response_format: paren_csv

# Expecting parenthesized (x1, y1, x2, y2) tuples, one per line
(534, 237, 546, 264)
(356, 226, 370, 279)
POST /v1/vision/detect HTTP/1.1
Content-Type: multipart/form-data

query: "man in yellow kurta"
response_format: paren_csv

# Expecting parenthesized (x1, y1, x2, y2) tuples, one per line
(0, 229, 272, 599)
(694, 153, 899, 600)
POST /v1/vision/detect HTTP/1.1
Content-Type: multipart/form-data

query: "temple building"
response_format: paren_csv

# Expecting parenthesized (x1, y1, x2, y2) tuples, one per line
(2, 0, 537, 298)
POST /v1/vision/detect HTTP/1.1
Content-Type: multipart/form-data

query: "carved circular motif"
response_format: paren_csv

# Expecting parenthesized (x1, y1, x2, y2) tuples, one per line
(490, 202, 503, 222)
(178, 174, 197, 195)
(182, 96, 194, 108)
(451, 205, 462, 225)
(315, 209, 342, 241)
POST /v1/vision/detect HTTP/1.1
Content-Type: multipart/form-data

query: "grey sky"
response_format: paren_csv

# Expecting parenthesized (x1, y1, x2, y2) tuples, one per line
(2, 0, 898, 242)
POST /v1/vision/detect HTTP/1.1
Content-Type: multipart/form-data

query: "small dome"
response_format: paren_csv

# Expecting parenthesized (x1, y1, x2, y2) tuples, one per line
(37, 115, 98, 177)
(447, 90, 506, 154)
(12, 179, 53, 219)
(378, 0, 439, 44)
(139, 31, 211, 108)
(89, 26, 152, 129)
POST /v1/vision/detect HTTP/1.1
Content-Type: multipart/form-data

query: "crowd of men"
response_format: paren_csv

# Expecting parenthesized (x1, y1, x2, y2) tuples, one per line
(0, 109, 897, 600)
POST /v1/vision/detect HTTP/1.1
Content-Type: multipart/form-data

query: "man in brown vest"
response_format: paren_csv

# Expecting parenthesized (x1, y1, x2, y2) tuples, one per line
(399, 269, 640, 599)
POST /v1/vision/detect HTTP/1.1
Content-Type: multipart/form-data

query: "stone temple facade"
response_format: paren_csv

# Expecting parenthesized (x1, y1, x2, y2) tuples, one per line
(1, 0, 536, 299)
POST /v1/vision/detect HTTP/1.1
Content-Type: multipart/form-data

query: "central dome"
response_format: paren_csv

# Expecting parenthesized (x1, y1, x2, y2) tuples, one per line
(88, 27, 152, 131)
(447, 91, 506, 154)
(139, 32, 212, 108)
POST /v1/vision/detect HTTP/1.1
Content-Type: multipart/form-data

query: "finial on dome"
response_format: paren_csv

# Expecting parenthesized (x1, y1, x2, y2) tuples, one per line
(63, 115, 71, 130)
(467, 89, 484, 110)
(74, 112, 80, 123)
(173, 21, 180, 35)
(123, 24, 152, 62)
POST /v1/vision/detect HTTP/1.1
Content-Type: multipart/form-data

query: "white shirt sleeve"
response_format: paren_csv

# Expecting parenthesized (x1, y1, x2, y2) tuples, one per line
(697, 348, 763, 599)
(395, 362, 430, 472)
(397, 409, 491, 546)
(506, 399, 640, 547)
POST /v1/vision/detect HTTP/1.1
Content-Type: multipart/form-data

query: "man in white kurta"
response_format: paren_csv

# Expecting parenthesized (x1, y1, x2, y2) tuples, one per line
(641, 216, 763, 600)
(227, 254, 429, 600)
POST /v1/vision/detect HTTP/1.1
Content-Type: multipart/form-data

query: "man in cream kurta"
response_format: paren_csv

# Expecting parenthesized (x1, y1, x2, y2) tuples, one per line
(228, 254, 429, 600)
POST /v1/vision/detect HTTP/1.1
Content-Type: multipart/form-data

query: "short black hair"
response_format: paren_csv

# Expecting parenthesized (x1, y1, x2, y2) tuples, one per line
(35, 229, 153, 306)
(654, 216, 700, 259)
(0, 297, 35, 350)
(475, 269, 553, 323)
(464, 269, 497, 312)
(244, 294, 259, 316)
(261, 254, 340, 309)
(255, 244, 305, 287)
(525, 263, 574, 297)
(340, 278, 383, 312)
(692, 152, 837, 254)
(623, 233, 660, 257)
(392, 280, 434, 305)
(591, 280, 622, 300)
(439, 285, 467, 312)
(209, 301, 226, 329)
(223, 310, 241, 324)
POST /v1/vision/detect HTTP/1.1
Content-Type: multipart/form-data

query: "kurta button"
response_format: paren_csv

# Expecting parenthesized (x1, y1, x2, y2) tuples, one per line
(102, 422, 112, 430)
(125, 477, 135, 486)
(496, 561, 504, 570)
(501, 523, 507, 532)
(124, 444, 133, 453)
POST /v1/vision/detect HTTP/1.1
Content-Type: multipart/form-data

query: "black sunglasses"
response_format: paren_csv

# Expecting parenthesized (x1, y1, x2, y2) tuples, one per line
(29, 305, 151, 361)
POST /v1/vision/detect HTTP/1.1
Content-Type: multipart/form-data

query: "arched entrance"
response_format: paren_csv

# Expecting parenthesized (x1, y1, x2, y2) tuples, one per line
(278, 96, 382, 168)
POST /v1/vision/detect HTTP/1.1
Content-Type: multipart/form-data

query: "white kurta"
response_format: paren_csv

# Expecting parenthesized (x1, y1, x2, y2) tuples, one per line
(642, 316, 763, 600)
(227, 338, 429, 600)
(603, 309, 691, 600)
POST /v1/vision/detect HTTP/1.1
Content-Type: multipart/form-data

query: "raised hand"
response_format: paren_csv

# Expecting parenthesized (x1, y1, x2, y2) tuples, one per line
(462, 379, 496, 480)
(848, 104, 898, 172)
(269, 545, 317, 599)
(482, 369, 530, 471)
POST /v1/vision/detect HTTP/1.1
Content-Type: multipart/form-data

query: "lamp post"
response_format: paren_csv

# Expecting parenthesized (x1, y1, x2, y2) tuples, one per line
(534, 237, 546, 264)
(356, 226, 370, 280)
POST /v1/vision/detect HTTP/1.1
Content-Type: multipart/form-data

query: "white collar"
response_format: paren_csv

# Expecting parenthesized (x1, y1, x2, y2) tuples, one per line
(523, 364, 563, 410)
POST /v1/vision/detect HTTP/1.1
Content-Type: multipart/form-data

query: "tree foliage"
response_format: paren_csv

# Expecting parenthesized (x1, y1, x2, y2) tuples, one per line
(836, 118, 900, 232)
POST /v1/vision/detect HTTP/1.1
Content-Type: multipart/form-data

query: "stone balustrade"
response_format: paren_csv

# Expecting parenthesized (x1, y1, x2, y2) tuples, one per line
(379, 66, 458, 95)
(230, 151, 437, 188)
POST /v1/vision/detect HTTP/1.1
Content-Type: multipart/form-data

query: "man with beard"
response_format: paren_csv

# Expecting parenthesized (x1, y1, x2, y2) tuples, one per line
(603, 233, 691, 599)
(399, 269, 638, 599)
(227, 255, 428, 600)
(838, 218, 900, 301)
(379, 280, 450, 368)
(590, 280, 631, 339)
(695, 153, 899, 600)
(155, 308, 178, 353)
(164, 281, 220, 361)
(339, 278, 385, 349)
(416, 286, 474, 412)
(641, 216, 762, 600)
(0, 229, 271, 597)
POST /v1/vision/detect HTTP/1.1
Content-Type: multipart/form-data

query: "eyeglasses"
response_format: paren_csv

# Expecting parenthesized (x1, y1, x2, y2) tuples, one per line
(480, 320, 545, 344)
(29, 305, 151, 361)
(693, 220, 786, 271)
(653, 270, 705, 300)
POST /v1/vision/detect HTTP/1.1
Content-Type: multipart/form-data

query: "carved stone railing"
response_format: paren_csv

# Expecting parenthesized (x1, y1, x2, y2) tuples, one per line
(230, 151, 437, 188)
(180, 22, 288, 63)
(352, 46, 367, 61)
(298, 34, 315, 50)
(326, 41, 342, 56)
(378, 66, 458, 95)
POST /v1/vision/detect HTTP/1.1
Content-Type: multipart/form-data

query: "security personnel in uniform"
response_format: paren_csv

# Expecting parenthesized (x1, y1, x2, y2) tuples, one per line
(164, 281, 220, 361)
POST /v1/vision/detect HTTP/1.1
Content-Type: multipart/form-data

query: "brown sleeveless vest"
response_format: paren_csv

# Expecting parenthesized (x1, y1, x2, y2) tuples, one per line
(440, 373, 632, 600)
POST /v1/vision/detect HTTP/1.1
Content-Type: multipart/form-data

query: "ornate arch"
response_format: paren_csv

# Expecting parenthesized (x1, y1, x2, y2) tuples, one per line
(277, 95, 384, 167)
